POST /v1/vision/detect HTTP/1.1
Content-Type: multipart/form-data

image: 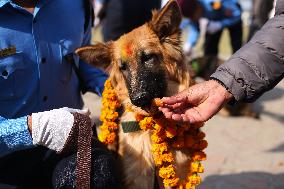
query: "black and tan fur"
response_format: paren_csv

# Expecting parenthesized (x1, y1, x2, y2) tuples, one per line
(76, 1, 194, 188)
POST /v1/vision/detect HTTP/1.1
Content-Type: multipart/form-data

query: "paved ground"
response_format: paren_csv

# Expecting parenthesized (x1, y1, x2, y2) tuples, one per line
(83, 80, 284, 189)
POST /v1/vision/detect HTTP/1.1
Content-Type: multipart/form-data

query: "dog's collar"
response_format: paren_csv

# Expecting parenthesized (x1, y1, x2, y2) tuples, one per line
(121, 121, 141, 133)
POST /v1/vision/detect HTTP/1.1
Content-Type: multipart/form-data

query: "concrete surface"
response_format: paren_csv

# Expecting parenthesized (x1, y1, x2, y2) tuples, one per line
(83, 80, 284, 189)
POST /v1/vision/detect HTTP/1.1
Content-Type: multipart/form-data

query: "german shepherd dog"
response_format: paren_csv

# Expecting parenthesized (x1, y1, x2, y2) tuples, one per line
(76, 1, 193, 188)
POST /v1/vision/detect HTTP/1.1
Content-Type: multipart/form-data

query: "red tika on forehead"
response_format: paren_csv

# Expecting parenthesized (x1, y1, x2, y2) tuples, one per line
(120, 42, 133, 61)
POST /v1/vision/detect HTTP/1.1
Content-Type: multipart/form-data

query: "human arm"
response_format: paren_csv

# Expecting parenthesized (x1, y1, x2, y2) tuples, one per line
(0, 108, 91, 157)
(159, 3, 284, 123)
(211, 12, 284, 102)
(78, 15, 108, 96)
(0, 116, 33, 157)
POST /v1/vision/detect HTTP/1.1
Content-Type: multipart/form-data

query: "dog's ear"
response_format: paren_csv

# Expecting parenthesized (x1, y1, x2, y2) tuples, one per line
(150, 0, 182, 39)
(75, 42, 112, 70)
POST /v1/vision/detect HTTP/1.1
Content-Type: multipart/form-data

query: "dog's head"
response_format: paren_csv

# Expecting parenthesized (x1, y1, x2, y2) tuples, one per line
(76, 0, 191, 113)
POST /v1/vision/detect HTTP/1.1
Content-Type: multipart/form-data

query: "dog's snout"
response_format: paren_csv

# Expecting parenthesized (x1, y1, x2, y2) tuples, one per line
(131, 93, 152, 108)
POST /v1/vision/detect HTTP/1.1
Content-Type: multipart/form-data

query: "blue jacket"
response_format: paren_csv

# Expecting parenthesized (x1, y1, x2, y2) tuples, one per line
(183, 0, 242, 47)
(0, 0, 108, 157)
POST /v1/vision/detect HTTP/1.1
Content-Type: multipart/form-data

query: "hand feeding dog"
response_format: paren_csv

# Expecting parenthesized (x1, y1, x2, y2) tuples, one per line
(76, 1, 207, 188)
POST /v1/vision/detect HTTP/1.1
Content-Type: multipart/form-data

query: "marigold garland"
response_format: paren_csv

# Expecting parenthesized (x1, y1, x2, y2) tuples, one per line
(98, 79, 208, 189)
(98, 79, 121, 144)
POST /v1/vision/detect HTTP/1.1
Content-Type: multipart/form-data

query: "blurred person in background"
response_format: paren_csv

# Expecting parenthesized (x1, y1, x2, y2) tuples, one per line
(0, 0, 120, 188)
(94, 0, 161, 41)
(248, 0, 274, 40)
(178, 0, 243, 57)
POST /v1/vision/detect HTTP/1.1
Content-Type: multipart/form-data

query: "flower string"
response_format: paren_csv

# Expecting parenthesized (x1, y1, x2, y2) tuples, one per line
(98, 79, 121, 144)
(99, 79, 208, 189)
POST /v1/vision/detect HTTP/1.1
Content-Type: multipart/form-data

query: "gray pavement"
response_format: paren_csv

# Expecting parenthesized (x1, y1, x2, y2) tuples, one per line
(83, 80, 284, 189)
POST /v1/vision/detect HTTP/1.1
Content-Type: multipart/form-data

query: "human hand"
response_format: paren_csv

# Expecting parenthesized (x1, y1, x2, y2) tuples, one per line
(207, 21, 222, 34)
(183, 43, 192, 56)
(29, 107, 91, 153)
(158, 80, 233, 123)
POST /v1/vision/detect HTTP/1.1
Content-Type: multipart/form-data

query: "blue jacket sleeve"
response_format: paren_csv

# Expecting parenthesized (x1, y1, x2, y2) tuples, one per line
(78, 18, 108, 96)
(220, 2, 242, 27)
(0, 116, 33, 157)
(184, 19, 200, 47)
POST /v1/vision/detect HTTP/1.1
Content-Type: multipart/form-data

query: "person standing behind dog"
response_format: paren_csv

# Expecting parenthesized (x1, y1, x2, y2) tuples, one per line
(94, 0, 161, 41)
(0, 0, 120, 188)
(248, 0, 274, 40)
(179, 0, 243, 56)
(159, 0, 284, 123)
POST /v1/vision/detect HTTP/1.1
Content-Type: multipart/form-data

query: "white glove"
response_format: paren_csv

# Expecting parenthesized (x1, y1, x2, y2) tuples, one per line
(207, 21, 222, 34)
(31, 107, 90, 153)
(183, 43, 192, 56)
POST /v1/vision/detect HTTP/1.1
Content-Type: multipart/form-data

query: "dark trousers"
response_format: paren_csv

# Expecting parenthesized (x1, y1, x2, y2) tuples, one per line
(0, 140, 121, 189)
(204, 20, 243, 56)
(0, 147, 61, 189)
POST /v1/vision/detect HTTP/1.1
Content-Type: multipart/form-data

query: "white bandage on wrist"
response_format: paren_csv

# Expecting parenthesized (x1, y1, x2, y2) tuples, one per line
(31, 109, 74, 152)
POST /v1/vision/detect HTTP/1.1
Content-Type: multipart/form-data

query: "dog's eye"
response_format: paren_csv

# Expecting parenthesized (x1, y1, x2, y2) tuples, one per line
(119, 60, 127, 71)
(141, 53, 157, 64)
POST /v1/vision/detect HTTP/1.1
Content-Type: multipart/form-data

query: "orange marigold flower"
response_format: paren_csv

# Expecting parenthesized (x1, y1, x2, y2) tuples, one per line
(193, 140, 208, 150)
(172, 138, 185, 148)
(159, 165, 176, 179)
(190, 161, 204, 173)
(163, 177, 179, 187)
(185, 182, 196, 189)
(105, 122, 118, 131)
(191, 151, 207, 161)
(153, 123, 163, 133)
(151, 132, 165, 143)
(185, 135, 195, 148)
(152, 142, 168, 154)
(188, 173, 201, 185)
(105, 132, 116, 144)
(162, 153, 174, 163)
(135, 114, 145, 122)
(196, 131, 206, 140)
(139, 117, 154, 130)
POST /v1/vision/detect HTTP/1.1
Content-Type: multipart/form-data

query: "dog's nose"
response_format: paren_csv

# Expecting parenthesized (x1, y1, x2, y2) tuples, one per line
(131, 93, 152, 108)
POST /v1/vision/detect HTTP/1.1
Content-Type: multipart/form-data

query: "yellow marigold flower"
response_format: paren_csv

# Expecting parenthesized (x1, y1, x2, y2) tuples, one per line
(159, 165, 176, 179)
(188, 173, 201, 185)
(153, 123, 163, 133)
(162, 153, 174, 163)
(154, 156, 163, 166)
(139, 117, 154, 130)
(98, 130, 110, 143)
(152, 142, 168, 154)
(163, 177, 179, 187)
(192, 151, 206, 161)
(190, 161, 204, 173)
(106, 111, 119, 121)
(151, 132, 165, 143)
(185, 182, 195, 189)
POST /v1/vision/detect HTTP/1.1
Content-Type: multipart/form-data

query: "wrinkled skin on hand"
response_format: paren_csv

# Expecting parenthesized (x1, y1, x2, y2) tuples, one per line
(159, 80, 233, 123)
